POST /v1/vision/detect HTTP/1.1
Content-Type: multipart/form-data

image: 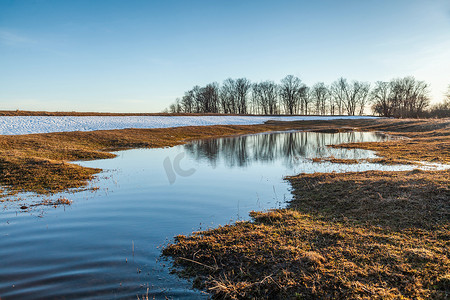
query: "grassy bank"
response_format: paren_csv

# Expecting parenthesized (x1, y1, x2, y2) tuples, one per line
(0, 124, 288, 197)
(0, 118, 447, 198)
(163, 119, 450, 299)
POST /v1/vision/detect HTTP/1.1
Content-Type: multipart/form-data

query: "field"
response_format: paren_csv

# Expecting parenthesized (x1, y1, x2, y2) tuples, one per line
(0, 118, 447, 197)
(0, 117, 448, 298)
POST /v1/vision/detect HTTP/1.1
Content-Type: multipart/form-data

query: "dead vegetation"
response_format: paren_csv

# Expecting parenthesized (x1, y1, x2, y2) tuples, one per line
(0, 116, 448, 297)
(163, 169, 450, 299)
(287, 169, 449, 230)
(163, 118, 450, 299)
(0, 117, 448, 198)
(0, 124, 286, 197)
(163, 206, 449, 299)
(19, 197, 72, 210)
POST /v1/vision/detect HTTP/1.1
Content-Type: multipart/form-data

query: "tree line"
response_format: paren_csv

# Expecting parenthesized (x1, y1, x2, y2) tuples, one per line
(166, 75, 449, 118)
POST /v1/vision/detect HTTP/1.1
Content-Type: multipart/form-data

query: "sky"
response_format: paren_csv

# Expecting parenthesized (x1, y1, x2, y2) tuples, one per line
(0, 0, 449, 113)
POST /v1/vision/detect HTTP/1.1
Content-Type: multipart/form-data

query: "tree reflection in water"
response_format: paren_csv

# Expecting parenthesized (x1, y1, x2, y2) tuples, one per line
(183, 131, 388, 168)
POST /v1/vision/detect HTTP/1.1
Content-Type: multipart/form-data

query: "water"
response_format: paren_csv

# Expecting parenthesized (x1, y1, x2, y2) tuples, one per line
(0, 131, 441, 299)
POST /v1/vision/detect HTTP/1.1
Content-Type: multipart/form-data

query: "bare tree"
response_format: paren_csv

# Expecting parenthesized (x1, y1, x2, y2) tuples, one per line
(220, 79, 236, 114)
(299, 86, 310, 115)
(371, 76, 430, 117)
(251, 83, 262, 114)
(263, 81, 279, 115)
(169, 98, 182, 113)
(389, 77, 429, 117)
(181, 90, 194, 113)
(371, 81, 391, 117)
(355, 81, 370, 115)
(279, 75, 306, 115)
(198, 83, 219, 113)
(330, 78, 347, 115)
(252, 81, 279, 115)
(252, 82, 267, 115)
(310, 82, 329, 115)
(167, 75, 430, 117)
(191, 85, 202, 113)
(331, 78, 370, 115)
(235, 78, 251, 114)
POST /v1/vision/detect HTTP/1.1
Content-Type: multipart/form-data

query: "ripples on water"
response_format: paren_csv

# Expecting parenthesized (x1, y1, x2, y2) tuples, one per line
(0, 131, 441, 299)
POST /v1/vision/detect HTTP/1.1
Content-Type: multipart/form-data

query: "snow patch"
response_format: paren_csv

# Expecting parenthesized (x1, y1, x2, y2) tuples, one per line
(0, 115, 379, 135)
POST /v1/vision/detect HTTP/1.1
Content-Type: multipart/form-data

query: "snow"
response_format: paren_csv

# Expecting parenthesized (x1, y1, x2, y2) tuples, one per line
(0, 115, 379, 135)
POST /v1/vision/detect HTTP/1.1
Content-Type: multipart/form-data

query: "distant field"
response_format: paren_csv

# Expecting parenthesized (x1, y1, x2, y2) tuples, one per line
(0, 110, 369, 117)
(0, 117, 446, 198)
(0, 111, 232, 116)
(0, 114, 377, 135)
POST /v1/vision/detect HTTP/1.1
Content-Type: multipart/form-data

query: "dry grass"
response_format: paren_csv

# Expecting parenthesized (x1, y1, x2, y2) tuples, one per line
(18, 197, 72, 210)
(330, 119, 450, 164)
(1, 116, 448, 296)
(163, 169, 450, 299)
(0, 117, 447, 197)
(0, 124, 294, 197)
(163, 208, 449, 299)
(272, 118, 450, 163)
(310, 157, 415, 165)
(163, 118, 450, 299)
(287, 169, 449, 230)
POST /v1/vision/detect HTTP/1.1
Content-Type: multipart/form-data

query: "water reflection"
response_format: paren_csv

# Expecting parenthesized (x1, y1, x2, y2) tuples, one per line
(1, 130, 440, 300)
(184, 131, 388, 168)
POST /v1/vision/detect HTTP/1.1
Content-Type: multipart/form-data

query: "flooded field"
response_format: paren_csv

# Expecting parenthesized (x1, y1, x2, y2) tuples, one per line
(0, 131, 441, 299)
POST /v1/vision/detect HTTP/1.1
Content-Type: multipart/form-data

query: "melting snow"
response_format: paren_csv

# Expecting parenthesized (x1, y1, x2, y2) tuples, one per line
(0, 115, 379, 135)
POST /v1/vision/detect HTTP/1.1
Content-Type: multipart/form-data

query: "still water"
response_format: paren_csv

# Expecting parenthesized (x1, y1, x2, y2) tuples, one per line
(0, 131, 430, 299)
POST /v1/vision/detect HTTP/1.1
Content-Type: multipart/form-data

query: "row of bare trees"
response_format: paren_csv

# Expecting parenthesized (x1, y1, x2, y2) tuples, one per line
(167, 75, 438, 117)
(371, 77, 431, 118)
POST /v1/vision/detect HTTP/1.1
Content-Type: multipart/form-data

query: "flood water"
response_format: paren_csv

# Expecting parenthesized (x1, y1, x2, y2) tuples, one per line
(0, 131, 437, 299)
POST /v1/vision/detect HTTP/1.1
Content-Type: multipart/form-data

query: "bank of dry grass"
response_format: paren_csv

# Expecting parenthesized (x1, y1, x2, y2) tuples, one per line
(275, 118, 450, 164)
(288, 169, 449, 230)
(163, 169, 450, 299)
(1, 117, 448, 297)
(163, 118, 450, 299)
(164, 207, 449, 299)
(0, 124, 291, 196)
(0, 118, 447, 196)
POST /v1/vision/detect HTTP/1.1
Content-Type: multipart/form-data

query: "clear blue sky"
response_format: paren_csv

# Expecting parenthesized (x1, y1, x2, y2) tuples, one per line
(1, 0, 449, 112)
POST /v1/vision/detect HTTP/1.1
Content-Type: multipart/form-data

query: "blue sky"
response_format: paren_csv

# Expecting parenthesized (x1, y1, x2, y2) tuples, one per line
(1, 0, 449, 112)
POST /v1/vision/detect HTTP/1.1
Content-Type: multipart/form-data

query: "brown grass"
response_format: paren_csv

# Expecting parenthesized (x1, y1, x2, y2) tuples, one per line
(330, 119, 450, 164)
(287, 169, 449, 230)
(163, 118, 450, 299)
(163, 169, 450, 299)
(1, 116, 448, 296)
(0, 118, 448, 197)
(163, 207, 449, 299)
(19, 197, 72, 210)
(0, 124, 293, 197)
